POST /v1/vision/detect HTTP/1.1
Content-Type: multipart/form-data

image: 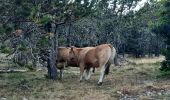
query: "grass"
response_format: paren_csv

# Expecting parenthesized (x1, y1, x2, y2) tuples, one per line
(127, 56, 165, 64)
(0, 56, 170, 100)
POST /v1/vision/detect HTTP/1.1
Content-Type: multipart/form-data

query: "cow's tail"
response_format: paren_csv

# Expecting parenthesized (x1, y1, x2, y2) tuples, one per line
(114, 53, 119, 66)
(105, 62, 110, 75)
(105, 44, 119, 75)
(108, 44, 119, 66)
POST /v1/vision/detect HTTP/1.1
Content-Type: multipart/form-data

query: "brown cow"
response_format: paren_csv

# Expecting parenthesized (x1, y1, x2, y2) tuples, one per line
(57, 47, 78, 79)
(69, 44, 117, 85)
(39, 47, 76, 79)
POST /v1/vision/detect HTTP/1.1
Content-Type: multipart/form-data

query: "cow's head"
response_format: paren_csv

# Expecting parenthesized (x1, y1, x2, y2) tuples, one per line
(69, 46, 79, 64)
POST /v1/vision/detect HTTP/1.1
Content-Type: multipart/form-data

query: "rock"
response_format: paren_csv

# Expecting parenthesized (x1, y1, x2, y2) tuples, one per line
(22, 97, 28, 100)
(117, 91, 122, 95)
(157, 92, 162, 95)
(146, 91, 152, 96)
(1, 97, 7, 100)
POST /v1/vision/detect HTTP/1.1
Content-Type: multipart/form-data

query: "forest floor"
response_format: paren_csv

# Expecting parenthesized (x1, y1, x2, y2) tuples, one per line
(0, 55, 170, 100)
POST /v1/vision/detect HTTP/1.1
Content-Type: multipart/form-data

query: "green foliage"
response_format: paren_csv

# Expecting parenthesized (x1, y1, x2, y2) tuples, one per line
(18, 46, 27, 51)
(15, 61, 25, 67)
(0, 45, 12, 54)
(0, 24, 14, 35)
(0, 26, 6, 35)
(14, 60, 36, 71)
(18, 7, 31, 17)
(37, 36, 49, 48)
(5, 73, 27, 80)
(160, 60, 170, 71)
(157, 69, 170, 78)
(58, 37, 67, 45)
(162, 49, 170, 59)
(18, 42, 27, 51)
(25, 64, 36, 71)
(15, 0, 25, 5)
(15, 2, 32, 17)
(29, 6, 39, 21)
(151, 0, 170, 71)
(159, 0, 170, 25)
(37, 15, 53, 25)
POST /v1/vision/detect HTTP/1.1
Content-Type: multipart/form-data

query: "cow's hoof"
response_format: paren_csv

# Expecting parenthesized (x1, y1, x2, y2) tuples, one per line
(97, 82, 103, 86)
(80, 80, 83, 83)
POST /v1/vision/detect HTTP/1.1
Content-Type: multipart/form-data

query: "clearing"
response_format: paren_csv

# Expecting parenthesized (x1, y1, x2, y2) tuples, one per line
(0, 56, 170, 100)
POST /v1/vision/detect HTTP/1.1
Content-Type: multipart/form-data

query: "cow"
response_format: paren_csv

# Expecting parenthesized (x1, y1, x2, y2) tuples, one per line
(39, 47, 78, 79)
(69, 44, 117, 85)
(56, 47, 79, 79)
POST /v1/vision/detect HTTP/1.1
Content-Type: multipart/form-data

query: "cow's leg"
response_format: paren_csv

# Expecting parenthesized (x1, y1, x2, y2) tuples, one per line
(60, 62, 66, 80)
(83, 69, 88, 80)
(92, 67, 95, 73)
(98, 65, 106, 85)
(84, 69, 89, 80)
(86, 67, 93, 80)
(79, 64, 85, 82)
(59, 69, 64, 80)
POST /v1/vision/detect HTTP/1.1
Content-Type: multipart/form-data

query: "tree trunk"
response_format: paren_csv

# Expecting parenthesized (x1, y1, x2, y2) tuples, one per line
(45, 21, 65, 79)
(47, 47, 57, 79)
(155, 34, 160, 57)
(66, 22, 72, 46)
(46, 23, 58, 79)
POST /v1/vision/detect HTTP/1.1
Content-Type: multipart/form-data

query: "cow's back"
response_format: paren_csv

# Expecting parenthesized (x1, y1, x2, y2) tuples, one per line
(78, 47, 94, 61)
(84, 44, 112, 68)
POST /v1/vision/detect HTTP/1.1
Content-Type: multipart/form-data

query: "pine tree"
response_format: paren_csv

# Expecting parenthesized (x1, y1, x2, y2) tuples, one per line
(152, 0, 170, 71)
(0, 0, 108, 79)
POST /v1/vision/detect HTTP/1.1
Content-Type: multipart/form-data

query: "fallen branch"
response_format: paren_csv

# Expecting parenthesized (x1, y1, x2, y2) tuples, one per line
(0, 69, 28, 73)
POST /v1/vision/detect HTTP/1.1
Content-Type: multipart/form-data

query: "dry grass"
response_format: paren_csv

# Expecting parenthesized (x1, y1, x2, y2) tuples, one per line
(0, 53, 13, 69)
(127, 55, 165, 64)
(0, 56, 170, 100)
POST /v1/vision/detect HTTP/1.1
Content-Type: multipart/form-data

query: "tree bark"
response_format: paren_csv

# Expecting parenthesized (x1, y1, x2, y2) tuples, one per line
(47, 47, 57, 79)
(45, 21, 66, 79)
(46, 23, 58, 79)
(66, 22, 72, 46)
